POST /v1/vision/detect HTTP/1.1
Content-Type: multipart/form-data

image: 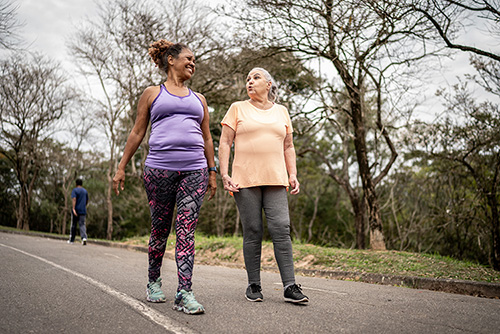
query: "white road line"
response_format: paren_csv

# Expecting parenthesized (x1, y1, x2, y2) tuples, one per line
(274, 282, 348, 295)
(104, 253, 121, 259)
(0, 243, 196, 334)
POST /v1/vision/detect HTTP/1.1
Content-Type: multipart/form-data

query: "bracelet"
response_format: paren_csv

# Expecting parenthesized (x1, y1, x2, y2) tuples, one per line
(208, 166, 217, 173)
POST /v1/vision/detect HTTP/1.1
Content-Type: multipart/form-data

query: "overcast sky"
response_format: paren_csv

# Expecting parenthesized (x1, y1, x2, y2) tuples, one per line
(14, 0, 98, 70)
(10, 0, 500, 122)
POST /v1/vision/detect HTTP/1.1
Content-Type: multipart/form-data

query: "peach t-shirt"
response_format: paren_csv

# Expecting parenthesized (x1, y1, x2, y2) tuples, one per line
(221, 100, 293, 188)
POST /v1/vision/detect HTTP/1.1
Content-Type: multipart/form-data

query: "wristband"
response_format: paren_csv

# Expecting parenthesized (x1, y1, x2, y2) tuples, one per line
(208, 167, 217, 173)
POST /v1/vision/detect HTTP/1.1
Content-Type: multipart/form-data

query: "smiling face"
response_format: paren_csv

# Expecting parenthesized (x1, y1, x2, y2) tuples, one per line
(168, 48, 196, 80)
(246, 69, 271, 100)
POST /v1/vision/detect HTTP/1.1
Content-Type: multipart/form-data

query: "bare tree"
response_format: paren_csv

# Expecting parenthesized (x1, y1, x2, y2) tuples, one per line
(0, 52, 76, 230)
(0, 0, 23, 49)
(407, 0, 500, 61)
(69, 0, 227, 239)
(233, 0, 437, 249)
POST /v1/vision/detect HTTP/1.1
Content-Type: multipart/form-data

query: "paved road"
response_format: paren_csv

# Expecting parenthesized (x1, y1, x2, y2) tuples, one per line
(1, 232, 499, 334)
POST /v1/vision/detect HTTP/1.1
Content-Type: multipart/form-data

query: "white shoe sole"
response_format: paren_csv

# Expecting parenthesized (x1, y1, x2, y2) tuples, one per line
(173, 304, 205, 314)
(245, 295, 263, 302)
(284, 297, 309, 303)
(146, 289, 166, 303)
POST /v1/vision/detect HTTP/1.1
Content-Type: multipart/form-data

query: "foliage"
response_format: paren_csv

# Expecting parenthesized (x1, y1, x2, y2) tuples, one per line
(0, 153, 16, 227)
(0, 52, 77, 230)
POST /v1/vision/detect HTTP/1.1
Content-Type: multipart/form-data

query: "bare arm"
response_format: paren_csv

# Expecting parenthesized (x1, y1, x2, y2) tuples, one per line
(219, 125, 240, 192)
(72, 197, 77, 216)
(284, 133, 300, 195)
(196, 92, 217, 201)
(112, 86, 156, 195)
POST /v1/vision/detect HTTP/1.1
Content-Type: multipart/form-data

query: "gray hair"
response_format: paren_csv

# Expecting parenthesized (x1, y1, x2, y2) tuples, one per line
(249, 67, 279, 103)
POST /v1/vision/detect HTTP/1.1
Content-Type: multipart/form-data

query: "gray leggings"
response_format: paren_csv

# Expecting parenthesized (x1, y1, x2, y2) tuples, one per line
(234, 186, 296, 287)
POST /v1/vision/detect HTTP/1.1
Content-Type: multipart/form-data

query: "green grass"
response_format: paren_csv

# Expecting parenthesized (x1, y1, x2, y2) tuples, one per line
(122, 232, 500, 283)
(2, 226, 499, 283)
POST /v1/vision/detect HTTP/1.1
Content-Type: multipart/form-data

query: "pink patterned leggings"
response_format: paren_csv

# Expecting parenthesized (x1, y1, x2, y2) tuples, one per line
(143, 166, 208, 292)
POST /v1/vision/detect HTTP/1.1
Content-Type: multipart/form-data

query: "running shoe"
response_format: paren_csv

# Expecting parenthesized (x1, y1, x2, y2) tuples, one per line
(146, 278, 166, 303)
(284, 284, 309, 303)
(173, 289, 205, 314)
(82, 238, 87, 246)
(245, 283, 263, 302)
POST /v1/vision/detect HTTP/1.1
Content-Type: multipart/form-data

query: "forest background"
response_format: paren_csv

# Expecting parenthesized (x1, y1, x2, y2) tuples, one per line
(1, 0, 499, 271)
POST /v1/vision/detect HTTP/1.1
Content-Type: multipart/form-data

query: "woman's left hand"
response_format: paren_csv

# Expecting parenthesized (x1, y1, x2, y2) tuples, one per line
(289, 174, 300, 195)
(206, 173, 217, 200)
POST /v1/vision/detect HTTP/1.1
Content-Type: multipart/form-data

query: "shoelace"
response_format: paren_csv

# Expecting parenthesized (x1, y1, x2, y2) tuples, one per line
(289, 284, 302, 293)
(150, 282, 162, 294)
(250, 284, 262, 293)
(182, 291, 197, 304)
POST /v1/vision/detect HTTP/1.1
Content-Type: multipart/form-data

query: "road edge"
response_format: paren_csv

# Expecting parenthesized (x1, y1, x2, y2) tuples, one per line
(2, 228, 499, 299)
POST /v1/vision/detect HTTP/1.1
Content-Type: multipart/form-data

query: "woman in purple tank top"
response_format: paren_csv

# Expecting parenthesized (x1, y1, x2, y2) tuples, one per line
(112, 39, 217, 315)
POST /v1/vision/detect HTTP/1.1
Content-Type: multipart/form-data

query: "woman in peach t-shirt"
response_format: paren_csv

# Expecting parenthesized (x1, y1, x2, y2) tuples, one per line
(219, 67, 309, 304)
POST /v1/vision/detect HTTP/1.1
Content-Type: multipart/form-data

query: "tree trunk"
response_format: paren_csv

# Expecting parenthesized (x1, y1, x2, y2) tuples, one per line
(350, 90, 386, 250)
(16, 188, 28, 230)
(307, 195, 320, 243)
(487, 193, 500, 270)
(62, 186, 69, 236)
(352, 195, 366, 249)
(106, 158, 114, 240)
(16, 174, 31, 231)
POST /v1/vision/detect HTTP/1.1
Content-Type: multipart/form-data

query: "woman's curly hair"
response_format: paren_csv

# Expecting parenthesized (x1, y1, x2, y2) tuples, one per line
(148, 39, 188, 73)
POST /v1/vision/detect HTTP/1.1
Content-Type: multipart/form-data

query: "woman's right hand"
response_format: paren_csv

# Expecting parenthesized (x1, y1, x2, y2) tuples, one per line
(222, 174, 240, 193)
(112, 169, 125, 196)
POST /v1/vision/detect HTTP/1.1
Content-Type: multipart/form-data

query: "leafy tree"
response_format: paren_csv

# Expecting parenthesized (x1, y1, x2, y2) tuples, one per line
(228, 0, 443, 249)
(194, 46, 321, 236)
(405, 72, 500, 268)
(69, 0, 230, 239)
(0, 152, 17, 227)
(0, 52, 76, 230)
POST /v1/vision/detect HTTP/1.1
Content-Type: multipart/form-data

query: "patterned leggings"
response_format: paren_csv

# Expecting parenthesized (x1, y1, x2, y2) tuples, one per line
(143, 166, 208, 292)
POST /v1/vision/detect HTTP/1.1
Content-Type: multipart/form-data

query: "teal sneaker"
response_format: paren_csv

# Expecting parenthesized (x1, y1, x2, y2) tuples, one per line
(172, 289, 205, 314)
(146, 278, 166, 303)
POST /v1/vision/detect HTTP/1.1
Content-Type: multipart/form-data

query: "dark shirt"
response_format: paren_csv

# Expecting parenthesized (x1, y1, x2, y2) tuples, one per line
(71, 187, 88, 215)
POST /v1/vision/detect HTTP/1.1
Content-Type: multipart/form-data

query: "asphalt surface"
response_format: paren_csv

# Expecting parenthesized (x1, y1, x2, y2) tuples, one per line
(1, 232, 500, 334)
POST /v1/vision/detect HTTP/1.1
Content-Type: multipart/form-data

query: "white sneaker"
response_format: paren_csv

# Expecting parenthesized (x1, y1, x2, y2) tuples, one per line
(67, 240, 74, 244)
(82, 238, 87, 246)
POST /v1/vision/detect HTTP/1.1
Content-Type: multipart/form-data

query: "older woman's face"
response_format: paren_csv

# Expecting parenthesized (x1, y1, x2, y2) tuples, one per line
(246, 70, 271, 100)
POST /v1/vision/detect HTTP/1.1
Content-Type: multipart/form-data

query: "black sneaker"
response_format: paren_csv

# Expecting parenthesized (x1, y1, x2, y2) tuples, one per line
(245, 284, 263, 302)
(284, 284, 309, 303)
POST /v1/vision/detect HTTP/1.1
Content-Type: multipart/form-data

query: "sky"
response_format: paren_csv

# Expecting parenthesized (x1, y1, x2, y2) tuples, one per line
(8, 0, 500, 124)
(14, 0, 98, 66)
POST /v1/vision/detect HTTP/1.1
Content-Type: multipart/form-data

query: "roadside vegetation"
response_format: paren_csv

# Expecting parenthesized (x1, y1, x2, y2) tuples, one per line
(2, 226, 499, 283)
(123, 233, 500, 283)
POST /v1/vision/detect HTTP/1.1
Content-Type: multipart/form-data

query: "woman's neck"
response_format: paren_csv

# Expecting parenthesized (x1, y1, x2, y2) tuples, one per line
(249, 97, 273, 110)
(165, 75, 186, 88)
(164, 77, 189, 96)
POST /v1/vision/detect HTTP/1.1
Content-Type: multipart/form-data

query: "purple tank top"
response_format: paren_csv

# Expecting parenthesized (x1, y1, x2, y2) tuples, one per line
(145, 85, 207, 171)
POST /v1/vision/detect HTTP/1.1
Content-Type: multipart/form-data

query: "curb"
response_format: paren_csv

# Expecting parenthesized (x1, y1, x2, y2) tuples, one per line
(292, 268, 500, 299)
(2, 228, 499, 299)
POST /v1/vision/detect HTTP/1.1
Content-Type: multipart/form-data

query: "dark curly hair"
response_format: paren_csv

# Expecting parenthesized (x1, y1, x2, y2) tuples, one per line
(148, 39, 189, 74)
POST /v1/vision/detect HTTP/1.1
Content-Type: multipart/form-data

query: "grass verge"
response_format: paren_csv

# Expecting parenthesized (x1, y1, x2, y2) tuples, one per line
(121, 232, 500, 283)
(2, 226, 498, 283)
